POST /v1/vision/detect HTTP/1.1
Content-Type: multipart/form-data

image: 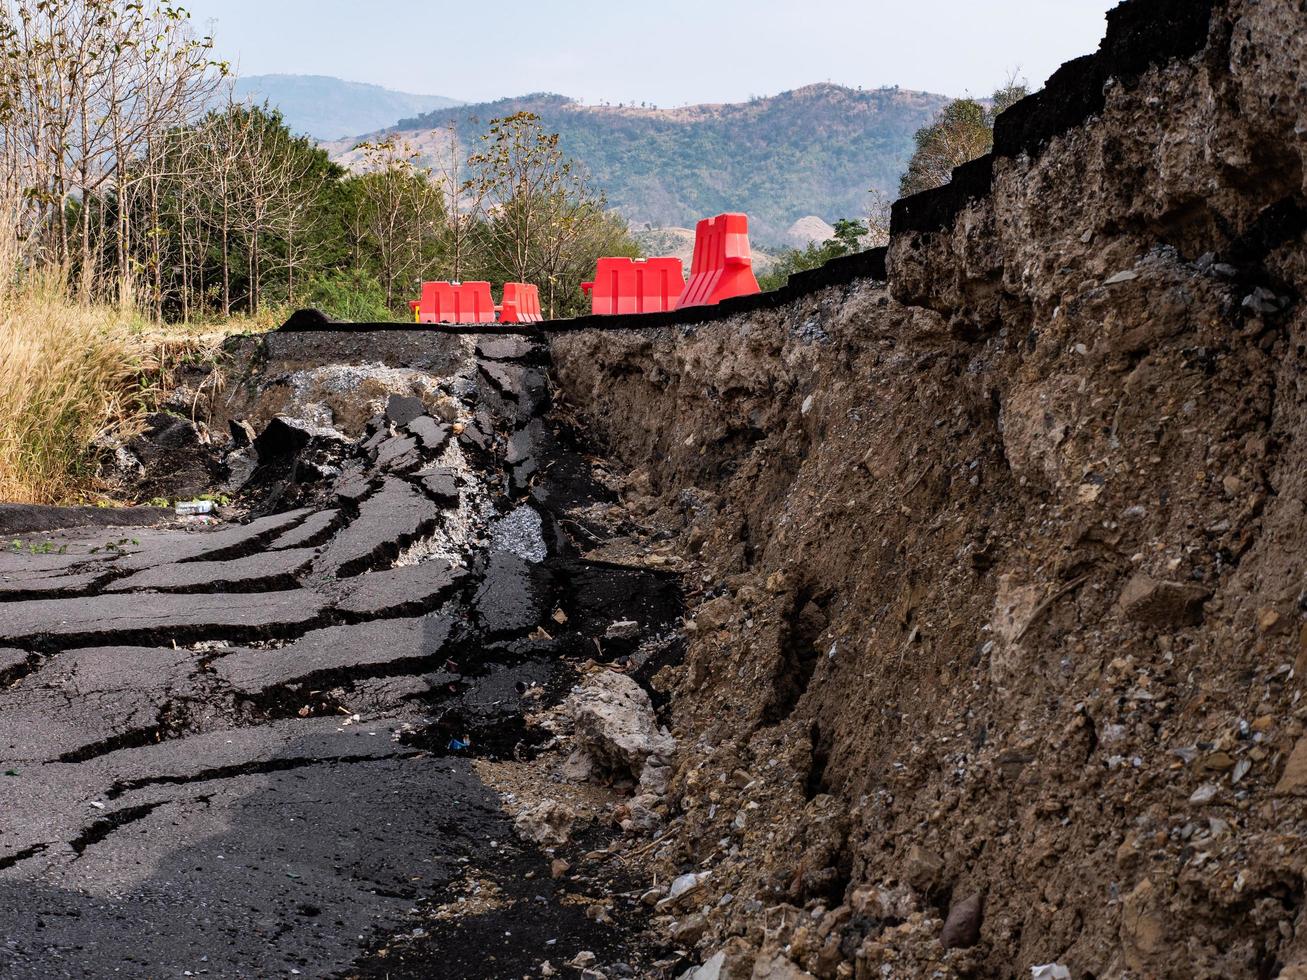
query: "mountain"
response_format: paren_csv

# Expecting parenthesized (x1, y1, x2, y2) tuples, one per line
(235, 74, 462, 141)
(325, 84, 950, 245)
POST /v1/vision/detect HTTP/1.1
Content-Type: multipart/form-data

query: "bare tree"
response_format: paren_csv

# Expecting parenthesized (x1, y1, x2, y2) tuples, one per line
(434, 121, 484, 282)
(468, 111, 616, 314)
(0, 0, 222, 302)
(350, 139, 444, 308)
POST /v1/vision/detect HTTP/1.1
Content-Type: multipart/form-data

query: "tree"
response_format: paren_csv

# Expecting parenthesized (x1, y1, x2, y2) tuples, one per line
(757, 218, 870, 292)
(346, 139, 445, 309)
(898, 80, 1029, 197)
(466, 111, 639, 316)
(434, 120, 483, 282)
(0, 0, 223, 299)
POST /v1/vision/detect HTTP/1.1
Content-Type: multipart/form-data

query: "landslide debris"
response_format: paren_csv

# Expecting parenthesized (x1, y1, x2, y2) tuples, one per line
(549, 3, 1307, 976)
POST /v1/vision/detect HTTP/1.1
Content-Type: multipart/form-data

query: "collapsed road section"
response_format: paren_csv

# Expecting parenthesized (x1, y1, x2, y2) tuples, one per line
(0, 330, 685, 978)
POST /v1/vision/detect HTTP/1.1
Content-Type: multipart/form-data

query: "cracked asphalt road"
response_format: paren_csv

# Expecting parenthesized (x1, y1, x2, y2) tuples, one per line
(0, 330, 682, 978)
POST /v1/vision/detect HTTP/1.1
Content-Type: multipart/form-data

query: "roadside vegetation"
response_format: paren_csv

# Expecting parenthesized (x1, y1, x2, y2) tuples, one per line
(898, 79, 1028, 196)
(760, 77, 1027, 291)
(0, 0, 637, 503)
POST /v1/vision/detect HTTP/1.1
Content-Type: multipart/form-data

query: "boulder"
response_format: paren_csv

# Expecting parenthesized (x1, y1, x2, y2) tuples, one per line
(940, 893, 983, 949)
(513, 799, 577, 845)
(565, 670, 675, 782)
(1116, 573, 1209, 627)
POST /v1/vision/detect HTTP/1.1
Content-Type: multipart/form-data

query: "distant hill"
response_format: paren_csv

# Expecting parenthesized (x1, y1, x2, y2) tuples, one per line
(235, 75, 462, 141)
(325, 84, 949, 244)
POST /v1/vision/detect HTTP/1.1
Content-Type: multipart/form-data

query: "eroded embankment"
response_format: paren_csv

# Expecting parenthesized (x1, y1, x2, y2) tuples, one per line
(549, 1, 1307, 976)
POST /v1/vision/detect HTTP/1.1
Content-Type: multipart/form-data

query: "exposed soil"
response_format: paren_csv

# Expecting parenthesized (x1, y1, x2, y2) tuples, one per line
(548, 4, 1307, 977)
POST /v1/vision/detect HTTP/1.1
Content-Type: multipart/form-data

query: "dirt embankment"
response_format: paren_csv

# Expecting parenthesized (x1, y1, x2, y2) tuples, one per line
(549, 2, 1307, 977)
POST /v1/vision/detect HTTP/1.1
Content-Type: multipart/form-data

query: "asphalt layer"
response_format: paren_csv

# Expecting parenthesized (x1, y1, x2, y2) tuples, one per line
(0, 331, 684, 978)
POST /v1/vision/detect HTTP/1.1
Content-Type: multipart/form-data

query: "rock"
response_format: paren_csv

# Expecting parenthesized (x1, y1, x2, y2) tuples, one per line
(221, 449, 257, 493)
(850, 883, 917, 920)
(1242, 286, 1286, 315)
(750, 949, 817, 979)
(385, 394, 425, 427)
(512, 799, 577, 845)
(903, 844, 944, 891)
(228, 418, 256, 448)
(619, 793, 663, 833)
(562, 749, 595, 782)
(605, 620, 642, 640)
(1189, 782, 1219, 805)
(1120, 878, 1165, 972)
(1104, 269, 1140, 285)
(679, 940, 757, 980)
(673, 913, 708, 945)
(940, 893, 983, 949)
(639, 761, 671, 796)
(1258, 606, 1285, 634)
(693, 596, 735, 632)
(1116, 573, 1209, 627)
(550, 858, 570, 879)
(569, 951, 597, 969)
(660, 871, 708, 909)
(566, 670, 676, 782)
(1275, 737, 1307, 794)
(253, 416, 346, 464)
(1031, 966, 1071, 980)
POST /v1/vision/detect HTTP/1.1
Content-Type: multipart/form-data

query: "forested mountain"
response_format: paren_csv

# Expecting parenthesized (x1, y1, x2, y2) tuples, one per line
(327, 84, 949, 244)
(235, 74, 462, 140)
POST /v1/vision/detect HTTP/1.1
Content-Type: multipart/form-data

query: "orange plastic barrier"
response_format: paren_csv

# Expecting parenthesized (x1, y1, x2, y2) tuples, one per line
(499, 282, 544, 323)
(581, 257, 686, 315)
(676, 213, 761, 309)
(411, 281, 496, 324)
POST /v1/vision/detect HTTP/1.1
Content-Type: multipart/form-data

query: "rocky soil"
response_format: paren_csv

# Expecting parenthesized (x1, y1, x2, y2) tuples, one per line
(548, 2, 1307, 977)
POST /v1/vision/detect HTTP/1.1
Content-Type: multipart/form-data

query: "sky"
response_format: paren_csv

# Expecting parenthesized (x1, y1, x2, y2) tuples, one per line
(182, 0, 1120, 106)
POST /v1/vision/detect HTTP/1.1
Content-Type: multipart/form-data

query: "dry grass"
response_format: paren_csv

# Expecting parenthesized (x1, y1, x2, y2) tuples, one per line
(0, 284, 278, 505)
(0, 284, 155, 504)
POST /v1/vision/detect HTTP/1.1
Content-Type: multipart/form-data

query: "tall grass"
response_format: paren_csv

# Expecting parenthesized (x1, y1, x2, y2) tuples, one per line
(0, 280, 156, 504)
(0, 165, 280, 505)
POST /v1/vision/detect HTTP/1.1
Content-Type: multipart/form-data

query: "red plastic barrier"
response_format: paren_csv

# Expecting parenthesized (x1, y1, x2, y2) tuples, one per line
(499, 282, 543, 323)
(676, 213, 760, 309)
(411, 281, 496, 324)
(581, 257, 685, 315)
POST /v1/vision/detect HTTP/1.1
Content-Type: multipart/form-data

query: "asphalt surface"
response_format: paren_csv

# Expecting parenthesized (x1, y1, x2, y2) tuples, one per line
(0, 332, 682, 978)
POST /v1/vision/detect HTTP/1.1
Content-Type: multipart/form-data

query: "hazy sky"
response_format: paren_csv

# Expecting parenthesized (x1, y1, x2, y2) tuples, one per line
(183, 0, 1119, 106)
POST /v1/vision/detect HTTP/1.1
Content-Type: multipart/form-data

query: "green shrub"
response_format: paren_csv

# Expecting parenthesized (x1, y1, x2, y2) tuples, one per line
(302, 270, 397, 323)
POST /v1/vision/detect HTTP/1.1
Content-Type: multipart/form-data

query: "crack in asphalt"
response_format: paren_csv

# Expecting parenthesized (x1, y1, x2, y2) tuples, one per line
(0, 336, 683, 978)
